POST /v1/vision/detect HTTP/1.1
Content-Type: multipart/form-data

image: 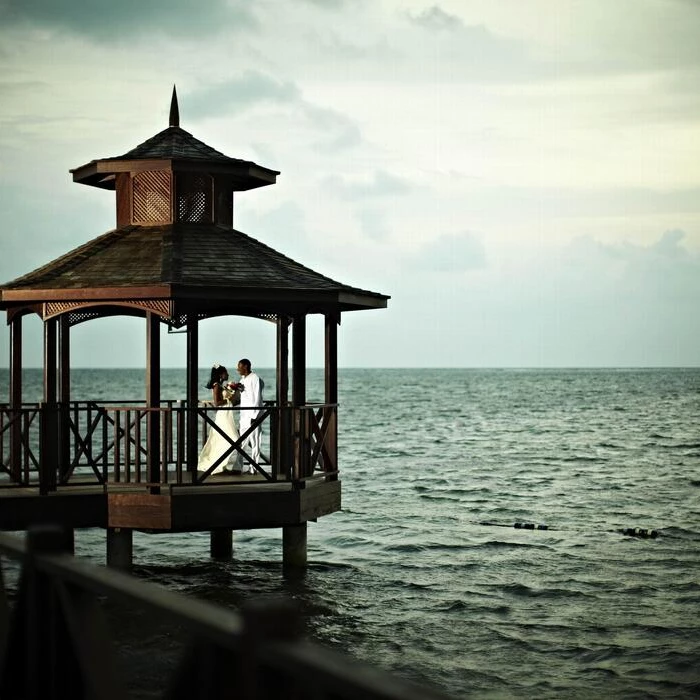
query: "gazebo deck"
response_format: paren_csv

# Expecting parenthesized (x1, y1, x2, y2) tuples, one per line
(0, 471, 341, 532)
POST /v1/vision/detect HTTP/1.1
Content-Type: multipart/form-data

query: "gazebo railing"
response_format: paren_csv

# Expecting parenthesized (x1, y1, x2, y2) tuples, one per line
(0, 402, 337, 491)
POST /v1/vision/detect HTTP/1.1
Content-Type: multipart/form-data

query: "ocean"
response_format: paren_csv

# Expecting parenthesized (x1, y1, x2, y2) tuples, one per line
(2, 367, 700, 698)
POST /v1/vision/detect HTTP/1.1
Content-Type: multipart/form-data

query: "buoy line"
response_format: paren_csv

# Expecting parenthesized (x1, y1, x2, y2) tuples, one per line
(475, 521, 660, 538)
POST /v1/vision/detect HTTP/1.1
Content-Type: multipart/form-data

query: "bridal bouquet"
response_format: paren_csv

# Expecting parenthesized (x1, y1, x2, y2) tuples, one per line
(222, 381, 242, 399)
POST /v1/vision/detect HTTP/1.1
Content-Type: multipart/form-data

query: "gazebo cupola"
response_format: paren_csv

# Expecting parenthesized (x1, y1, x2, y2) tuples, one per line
(70, 87, 279, 229)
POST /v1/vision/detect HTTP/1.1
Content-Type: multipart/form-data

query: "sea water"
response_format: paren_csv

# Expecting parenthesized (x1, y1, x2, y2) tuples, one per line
(2, 367, 699, 698)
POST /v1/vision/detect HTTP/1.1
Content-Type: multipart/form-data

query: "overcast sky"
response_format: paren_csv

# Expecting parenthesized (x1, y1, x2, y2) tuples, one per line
(1, 0, 699, 368)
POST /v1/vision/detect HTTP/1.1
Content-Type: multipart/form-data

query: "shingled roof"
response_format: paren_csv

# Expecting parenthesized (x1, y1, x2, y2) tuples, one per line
(70, 116, 279, 191)
(3, 89, 388, 318)
(0, 225, 388, 314)
(106, 125, 272, 168)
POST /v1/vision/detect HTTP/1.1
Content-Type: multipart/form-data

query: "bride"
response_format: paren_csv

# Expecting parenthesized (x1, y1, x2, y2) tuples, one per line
(197, 364, 242, 474)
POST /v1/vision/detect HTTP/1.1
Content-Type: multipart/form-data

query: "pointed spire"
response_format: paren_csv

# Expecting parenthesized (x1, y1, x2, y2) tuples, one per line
(169, 85, 180, 128)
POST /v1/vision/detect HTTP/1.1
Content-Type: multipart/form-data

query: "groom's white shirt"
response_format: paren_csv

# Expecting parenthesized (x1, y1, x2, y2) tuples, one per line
(239, 371, 263, 423)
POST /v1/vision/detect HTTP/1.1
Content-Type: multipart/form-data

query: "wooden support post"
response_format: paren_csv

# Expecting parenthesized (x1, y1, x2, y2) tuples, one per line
(9, 315, 22, 483)
(106, 528, 133, 570)
(324, 314, 338, 405)
(277, 315, 289, 407)
(146, 313, 161, 490)
(186, 313, 199, 472)
(283, 523, 307, 570)
(275, 316, 290, 477)
(292, 316, 307, 480)
(40, 318, 59, 493)
(324, 314, 338, 475)
(39, 401, 58, 495)
(16, 526, 74, 698)
(292, 315, 306, 406)
(210, 530, 233, 560)
(43, 317, 57, 405)
(58, 315, 71, 482)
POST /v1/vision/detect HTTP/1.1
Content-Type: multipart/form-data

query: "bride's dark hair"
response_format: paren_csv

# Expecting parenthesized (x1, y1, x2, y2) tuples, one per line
(205, 364, 226, 390)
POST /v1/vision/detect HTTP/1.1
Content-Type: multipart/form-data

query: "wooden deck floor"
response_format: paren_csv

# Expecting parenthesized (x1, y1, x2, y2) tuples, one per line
(0, 474, 341, 532)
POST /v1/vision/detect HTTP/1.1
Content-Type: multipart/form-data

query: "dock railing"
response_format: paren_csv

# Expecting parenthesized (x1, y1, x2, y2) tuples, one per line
(0, 527, 448, 700)
(0, 402, 338, 492)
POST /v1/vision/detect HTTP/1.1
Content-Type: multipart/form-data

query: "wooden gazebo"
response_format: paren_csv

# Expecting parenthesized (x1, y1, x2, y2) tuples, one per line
(0, 88, 388, 568)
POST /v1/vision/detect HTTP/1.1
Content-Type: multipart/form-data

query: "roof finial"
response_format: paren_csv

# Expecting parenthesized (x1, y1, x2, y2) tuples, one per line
(169, 85, 180, 128)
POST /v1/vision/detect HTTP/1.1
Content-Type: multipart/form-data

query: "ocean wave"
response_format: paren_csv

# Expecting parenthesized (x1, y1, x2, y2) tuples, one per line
(499, 583, 591, 599)
(479, 539, 552, 550)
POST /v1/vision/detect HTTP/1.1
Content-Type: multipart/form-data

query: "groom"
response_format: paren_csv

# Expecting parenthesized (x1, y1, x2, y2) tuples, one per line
(236, 358, 264, 474)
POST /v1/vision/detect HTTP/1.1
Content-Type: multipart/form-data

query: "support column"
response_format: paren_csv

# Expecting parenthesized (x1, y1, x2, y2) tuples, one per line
(43, 317, 57, 404)
(106, 528, 133, 570)
(291, 315, 306, 406)
(58, 315, 71, 482)
(324, 314, 338, 405)
(42, 318, 59, 493)
(146, 313, 161, 490)
(58, 315, 70, 402)
(275, 316, 290, 478)
(186, 313, 199, 473)
(9, 315, 22, 482)
(291, 316, 307, 480)
(210, 529, 233, 560)
(283, 523, 307, 570)
(276, 315, 289, 407)
(324, 314, 338, 475)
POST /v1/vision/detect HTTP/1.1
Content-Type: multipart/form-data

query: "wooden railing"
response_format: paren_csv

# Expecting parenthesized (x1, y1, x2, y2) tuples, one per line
(0, 527, 448, 700)
(0, 402, 338, 491)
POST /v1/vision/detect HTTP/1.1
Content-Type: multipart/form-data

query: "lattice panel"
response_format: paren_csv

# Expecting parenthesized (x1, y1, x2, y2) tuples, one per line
(176, 173, 212, 223)
(133, 171, 171, 223)
(42, 301, 174, 325)
(68, 310, 101, 326)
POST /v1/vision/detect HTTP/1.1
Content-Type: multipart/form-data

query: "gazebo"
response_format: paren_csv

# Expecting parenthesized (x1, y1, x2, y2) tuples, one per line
(0, 88, 388, 568)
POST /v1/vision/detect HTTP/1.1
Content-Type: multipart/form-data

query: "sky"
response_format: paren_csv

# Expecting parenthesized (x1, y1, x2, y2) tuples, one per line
(1, 0, 699, 368)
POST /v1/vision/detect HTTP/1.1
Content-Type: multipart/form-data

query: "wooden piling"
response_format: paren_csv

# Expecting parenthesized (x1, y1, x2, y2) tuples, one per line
(106, 527, 133, 570)
(210, 529, 233, 560)
(283, 523, 307, 570)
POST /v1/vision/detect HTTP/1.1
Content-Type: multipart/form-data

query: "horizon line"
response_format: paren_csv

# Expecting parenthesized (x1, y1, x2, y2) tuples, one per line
(4, 365, 700, 371)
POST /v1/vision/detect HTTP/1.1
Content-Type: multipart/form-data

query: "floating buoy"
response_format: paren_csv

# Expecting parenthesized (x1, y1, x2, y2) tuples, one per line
(622, 527, 658, 539)
(513, 522, 548, 531)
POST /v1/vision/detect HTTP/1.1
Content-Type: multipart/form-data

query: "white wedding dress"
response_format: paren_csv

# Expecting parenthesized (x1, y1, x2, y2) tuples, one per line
(197, 401, 242, 474)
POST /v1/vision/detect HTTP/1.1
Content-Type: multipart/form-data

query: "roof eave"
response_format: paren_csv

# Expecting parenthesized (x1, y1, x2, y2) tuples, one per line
(169, 285, 389, 312)
(70, 159, 279, 190)
(0, 284, 173, 305)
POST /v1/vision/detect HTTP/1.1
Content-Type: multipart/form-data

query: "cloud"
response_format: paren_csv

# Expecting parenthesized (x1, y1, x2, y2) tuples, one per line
(1, 0, 256, 40)
(184, 72, 362, 151)
(377, 228, 700, 366)
(323, 170, 413, 199)
(235, 200, 316, 268)
(301, 103, 363, 151)
(297, 0, 352, 7)
(411, 232, 488, 273)
(565, 229, 700, 295)
(185, 72, 301, 119)
(406, 5, 464, 31)
(357, 208, 390, 241)
(398, 5, 537, 83)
